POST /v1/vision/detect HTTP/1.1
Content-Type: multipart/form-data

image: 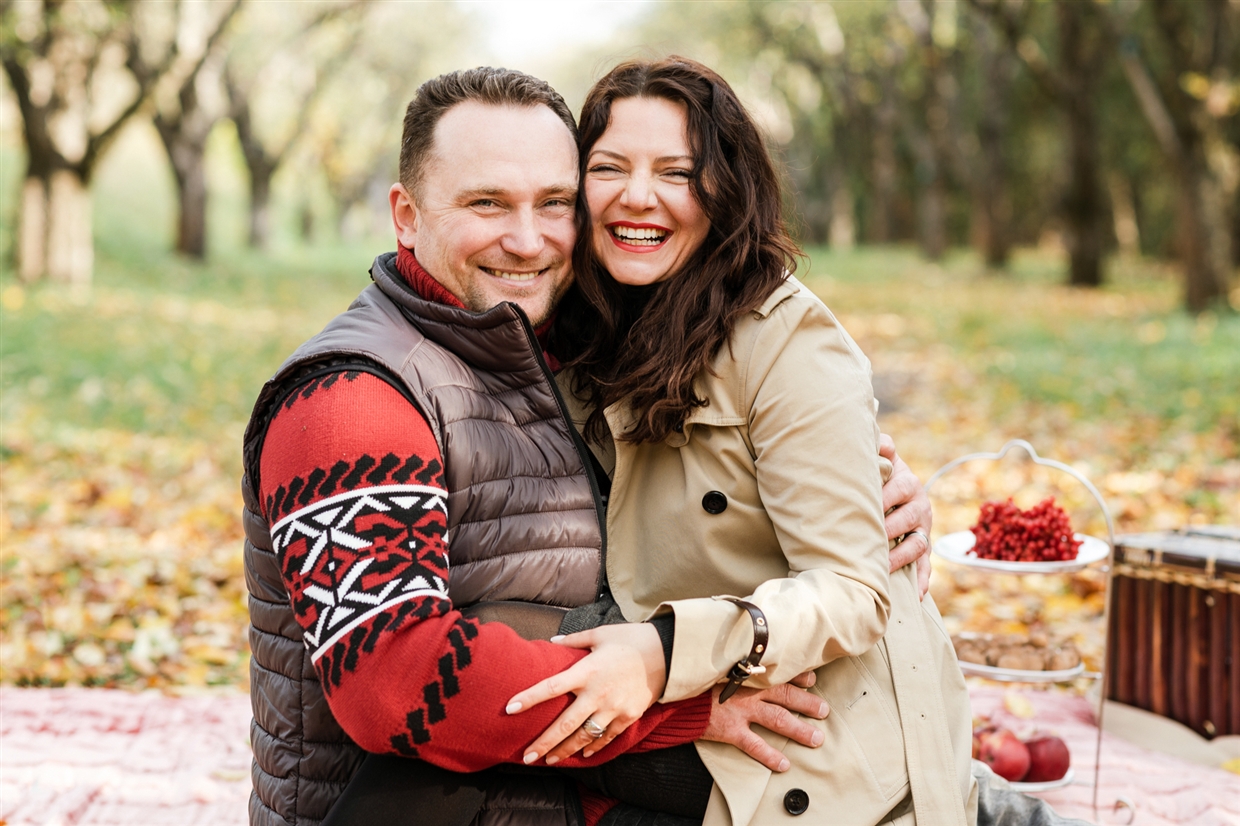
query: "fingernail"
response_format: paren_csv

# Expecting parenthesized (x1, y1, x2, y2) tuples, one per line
(818, 702, 829, 717)
(811, 731, 824, 747)
(545, 756, 559, 765)
(582, 749, 593, 758)
(523, 752, 538, 765)
(505, 701, 522, 714)
(777, 758, 790, 772)
(550, 635, 565, 642)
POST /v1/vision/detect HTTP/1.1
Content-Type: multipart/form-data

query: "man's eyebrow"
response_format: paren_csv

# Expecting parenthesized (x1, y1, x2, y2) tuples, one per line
(456, 185, 576, 200)
(458, 187, 506, 199)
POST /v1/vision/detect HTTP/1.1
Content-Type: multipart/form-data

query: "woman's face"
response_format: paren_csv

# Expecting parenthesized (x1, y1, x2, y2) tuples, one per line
(584, 96, 711, 287)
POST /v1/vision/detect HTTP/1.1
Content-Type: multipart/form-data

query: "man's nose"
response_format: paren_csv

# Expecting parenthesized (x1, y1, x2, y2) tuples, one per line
(500, 209, 545, 260)
(619, 173, 657, 212)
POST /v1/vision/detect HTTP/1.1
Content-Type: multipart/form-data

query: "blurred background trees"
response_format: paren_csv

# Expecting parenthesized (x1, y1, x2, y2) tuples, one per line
(2, 1, 1236, 692)
(1, 0, 1236, 307)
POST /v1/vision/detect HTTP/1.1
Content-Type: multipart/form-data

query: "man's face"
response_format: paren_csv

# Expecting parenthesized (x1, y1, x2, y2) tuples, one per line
(391, 102, 578, 327)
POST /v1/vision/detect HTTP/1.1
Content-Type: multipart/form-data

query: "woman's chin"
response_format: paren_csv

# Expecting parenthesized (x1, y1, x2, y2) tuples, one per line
(599, 257, 678, 287)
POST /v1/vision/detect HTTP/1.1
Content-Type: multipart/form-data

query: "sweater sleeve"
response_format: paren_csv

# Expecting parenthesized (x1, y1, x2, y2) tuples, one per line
(259, 370, 709, 771)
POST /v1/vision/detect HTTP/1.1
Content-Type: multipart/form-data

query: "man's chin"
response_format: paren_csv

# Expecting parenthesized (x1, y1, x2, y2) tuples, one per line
(461, 290, 552, 327)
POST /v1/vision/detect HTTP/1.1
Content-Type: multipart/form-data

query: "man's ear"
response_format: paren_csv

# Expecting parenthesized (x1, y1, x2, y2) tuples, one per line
(390, 183, 419, 249)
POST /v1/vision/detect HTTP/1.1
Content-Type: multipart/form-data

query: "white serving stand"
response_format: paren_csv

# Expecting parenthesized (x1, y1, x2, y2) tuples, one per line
(927, 440, 1127, 817)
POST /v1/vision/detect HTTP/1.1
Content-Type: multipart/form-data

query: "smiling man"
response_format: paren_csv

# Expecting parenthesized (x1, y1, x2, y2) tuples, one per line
(240, 67, 932, 826)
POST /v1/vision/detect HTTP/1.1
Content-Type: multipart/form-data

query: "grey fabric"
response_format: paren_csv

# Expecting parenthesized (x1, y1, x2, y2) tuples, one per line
(241, 253, 605, 825)
(559, 594, 626, 635)
(972, 761, 1093, 826)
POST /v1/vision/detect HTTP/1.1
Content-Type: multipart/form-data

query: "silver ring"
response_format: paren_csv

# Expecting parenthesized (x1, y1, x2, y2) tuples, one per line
(907, 529, 931, 550)
(581, 717, 606, 740)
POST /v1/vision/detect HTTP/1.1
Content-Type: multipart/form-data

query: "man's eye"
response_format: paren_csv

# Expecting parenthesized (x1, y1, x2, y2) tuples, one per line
(471, 199, 498, 208)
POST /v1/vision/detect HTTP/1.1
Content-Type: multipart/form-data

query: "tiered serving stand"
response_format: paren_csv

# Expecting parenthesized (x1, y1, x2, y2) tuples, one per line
(926, 440, 1131, 820)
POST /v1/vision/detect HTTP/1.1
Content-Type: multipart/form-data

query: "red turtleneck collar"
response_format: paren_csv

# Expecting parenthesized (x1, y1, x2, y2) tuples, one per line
(393, 246, 559, 370)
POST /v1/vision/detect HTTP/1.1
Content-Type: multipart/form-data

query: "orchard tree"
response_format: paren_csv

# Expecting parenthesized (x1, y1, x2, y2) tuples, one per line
(1, 0, 234, 283)
(1112, 0, 1237, 311)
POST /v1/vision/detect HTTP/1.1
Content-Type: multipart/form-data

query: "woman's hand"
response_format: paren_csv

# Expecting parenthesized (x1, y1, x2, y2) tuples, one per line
(879, 433, 933, 598)
(702, 671, 829, 772)
(505, 623, 667, 765)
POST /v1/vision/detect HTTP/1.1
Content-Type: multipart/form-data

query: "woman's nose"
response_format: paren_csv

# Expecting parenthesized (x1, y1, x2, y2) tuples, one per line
(619, 173, 658, 211)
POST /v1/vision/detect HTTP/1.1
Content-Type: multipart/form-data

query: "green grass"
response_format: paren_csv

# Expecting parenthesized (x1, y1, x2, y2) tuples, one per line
(801, 245, 1239, 442)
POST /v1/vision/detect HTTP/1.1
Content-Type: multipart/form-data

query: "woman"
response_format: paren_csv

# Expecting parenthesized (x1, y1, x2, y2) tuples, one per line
(508, 57, 977, 826)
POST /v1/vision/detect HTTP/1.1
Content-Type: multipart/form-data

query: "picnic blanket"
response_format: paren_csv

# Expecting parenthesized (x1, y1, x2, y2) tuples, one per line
(2, 686, 1238, 825)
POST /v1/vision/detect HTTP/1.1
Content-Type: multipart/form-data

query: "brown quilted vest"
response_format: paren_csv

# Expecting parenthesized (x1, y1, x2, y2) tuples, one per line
(241, 253, 605, 825)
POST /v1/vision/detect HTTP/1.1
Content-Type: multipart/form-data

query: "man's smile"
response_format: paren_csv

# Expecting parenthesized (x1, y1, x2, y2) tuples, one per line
(480, 266, 547, 282)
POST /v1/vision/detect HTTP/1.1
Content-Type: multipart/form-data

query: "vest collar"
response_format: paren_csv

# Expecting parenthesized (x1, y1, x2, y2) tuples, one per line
(370, 252, 548, 376)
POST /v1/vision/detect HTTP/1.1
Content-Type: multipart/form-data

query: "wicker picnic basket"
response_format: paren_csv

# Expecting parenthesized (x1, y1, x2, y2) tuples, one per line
(1106, 526, 1240, 738)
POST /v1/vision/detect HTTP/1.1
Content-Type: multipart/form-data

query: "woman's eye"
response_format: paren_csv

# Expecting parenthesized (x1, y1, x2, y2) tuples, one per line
(587, 164, 620, 175)
(665, 168, 693, 180)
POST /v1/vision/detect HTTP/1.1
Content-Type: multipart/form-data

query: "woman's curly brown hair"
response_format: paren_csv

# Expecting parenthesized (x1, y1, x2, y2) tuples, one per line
(555, 56, 801, 445)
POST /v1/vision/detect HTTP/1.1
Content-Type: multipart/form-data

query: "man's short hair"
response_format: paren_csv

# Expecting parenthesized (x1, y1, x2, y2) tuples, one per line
(399, 67, 578, 195)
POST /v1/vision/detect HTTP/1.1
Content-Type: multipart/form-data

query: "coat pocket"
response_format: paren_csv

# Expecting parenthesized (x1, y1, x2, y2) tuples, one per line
(821, 643, 909, 802)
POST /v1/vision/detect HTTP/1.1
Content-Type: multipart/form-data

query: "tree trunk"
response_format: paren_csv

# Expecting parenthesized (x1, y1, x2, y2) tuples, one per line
(161, 134, 210, 259)
(1231, 185, 1240, 268)
(249, 165, 274, 250)
(975, 22, 1012, 270)
(154, 79, 217, 260)
(919, 171, 948, 262)
(1176, 152, 1233, 312)
(1108, 172, 1141, 258)
(828, 185, 856, 251)
(1058, 4, 1105, 287)
(19, 170, 93, 285)
(1063, 100, 1105, 286)
(869, 97, 898, 244)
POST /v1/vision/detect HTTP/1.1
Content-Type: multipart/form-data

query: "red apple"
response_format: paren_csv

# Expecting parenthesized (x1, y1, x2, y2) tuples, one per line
(972, 722, 995, 761)
(977, 728, 1030, 782)
(1024, 735, 1070, 782)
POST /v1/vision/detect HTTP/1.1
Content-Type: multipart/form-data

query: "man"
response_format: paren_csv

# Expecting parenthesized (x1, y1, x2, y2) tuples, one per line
(241, 67, 933, 826)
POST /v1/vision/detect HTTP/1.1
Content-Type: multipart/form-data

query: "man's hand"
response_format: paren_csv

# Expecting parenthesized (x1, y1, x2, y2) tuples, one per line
(880, 433, 932, 598)
(701, 671, 828, 772)
(506, 623, 667, 766)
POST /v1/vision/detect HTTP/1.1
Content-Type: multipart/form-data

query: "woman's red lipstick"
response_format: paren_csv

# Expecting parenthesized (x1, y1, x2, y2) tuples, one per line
(605, 221, 672, 253)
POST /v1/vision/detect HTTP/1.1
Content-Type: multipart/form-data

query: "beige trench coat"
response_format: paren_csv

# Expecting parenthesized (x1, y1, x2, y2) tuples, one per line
(560, 277, 977, 826)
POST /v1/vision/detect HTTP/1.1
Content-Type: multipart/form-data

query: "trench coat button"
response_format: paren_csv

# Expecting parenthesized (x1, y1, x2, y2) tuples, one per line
(783, 789, 809, 815)
(702, 491, 728, 514)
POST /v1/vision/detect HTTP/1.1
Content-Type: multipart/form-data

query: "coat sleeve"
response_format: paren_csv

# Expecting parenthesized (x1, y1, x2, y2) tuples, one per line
(658, 293, 892, 702)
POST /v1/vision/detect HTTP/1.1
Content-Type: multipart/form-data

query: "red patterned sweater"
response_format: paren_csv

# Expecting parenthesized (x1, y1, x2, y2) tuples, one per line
(258, 248, 709, 773)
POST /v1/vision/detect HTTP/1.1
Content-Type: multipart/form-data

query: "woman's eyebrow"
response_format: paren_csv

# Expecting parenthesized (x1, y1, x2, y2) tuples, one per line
(588, 149, 693, 164)
(588, 149, 627, 162)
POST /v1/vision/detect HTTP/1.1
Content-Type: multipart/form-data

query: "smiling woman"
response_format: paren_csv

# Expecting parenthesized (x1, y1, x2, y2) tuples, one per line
(586, 97, 710, 287)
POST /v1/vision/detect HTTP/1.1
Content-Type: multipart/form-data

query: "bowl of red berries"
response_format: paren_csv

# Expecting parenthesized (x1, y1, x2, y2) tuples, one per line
(935, 497, 1109, 573)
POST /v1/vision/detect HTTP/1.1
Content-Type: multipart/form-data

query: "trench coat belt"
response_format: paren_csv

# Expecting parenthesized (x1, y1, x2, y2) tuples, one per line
(882, 569, 968, 826)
